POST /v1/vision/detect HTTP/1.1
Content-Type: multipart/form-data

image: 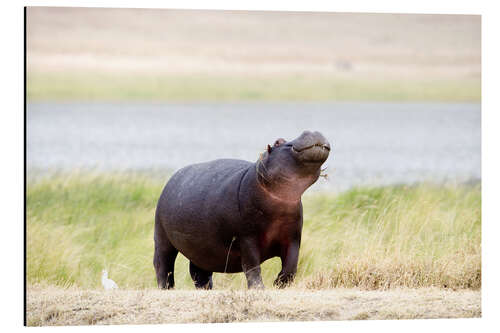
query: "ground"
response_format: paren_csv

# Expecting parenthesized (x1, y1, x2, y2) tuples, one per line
(26, 285, 480, 326)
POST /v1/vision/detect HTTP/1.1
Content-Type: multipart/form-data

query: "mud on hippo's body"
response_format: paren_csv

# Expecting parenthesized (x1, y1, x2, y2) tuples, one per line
(154, 130, 331, 289)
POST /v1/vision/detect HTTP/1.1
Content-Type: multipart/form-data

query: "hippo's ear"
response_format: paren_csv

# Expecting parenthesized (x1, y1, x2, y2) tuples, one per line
(274, 138, 287, 147)
(267, 144, 272, 154)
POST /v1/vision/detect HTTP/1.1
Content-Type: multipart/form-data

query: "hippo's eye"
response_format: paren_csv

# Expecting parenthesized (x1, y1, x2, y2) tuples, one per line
(274, 138, 287, 147)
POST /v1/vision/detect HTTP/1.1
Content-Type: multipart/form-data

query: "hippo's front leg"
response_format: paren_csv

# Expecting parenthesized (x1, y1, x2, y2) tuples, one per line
(240, 236, 265, 289)
(274, 240, 300, 288)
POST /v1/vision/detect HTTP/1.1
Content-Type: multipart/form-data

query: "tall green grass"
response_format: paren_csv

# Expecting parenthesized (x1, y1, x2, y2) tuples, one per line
(27, 172, 481, 290)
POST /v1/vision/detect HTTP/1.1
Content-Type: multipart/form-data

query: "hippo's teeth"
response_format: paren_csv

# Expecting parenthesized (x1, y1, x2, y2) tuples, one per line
(293, 143, 329, 153)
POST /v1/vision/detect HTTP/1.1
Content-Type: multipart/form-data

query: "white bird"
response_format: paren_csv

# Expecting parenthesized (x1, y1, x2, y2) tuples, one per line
(101, 269, 119, 290)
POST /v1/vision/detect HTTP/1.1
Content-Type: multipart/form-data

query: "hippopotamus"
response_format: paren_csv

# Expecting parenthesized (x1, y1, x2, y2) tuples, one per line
(154, 130, 331, 289)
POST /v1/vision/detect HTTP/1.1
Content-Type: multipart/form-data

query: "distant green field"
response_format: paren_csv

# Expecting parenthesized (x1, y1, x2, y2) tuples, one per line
(26, 172, 481, 290)
(27, 72, 481, 102)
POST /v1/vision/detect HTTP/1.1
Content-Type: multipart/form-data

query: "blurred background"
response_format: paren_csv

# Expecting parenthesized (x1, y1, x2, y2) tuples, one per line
(26, 7, 481, 191)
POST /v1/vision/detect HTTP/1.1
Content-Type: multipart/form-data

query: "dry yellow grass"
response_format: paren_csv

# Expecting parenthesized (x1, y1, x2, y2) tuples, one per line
(26, 284, 480, 326)
(26, 8, 480, 101)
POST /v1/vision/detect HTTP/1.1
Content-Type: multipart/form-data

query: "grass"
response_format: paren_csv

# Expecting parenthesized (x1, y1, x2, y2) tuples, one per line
(26, 286, 481, 325)
(26, 172, 481, 291)
(26, 71, 481, 102)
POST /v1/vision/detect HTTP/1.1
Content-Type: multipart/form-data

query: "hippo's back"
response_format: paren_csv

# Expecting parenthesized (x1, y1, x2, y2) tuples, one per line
(155, 159, 252, 270)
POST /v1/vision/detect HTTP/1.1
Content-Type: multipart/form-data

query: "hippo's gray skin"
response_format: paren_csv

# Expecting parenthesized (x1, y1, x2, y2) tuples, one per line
(154, 131, 331, 289)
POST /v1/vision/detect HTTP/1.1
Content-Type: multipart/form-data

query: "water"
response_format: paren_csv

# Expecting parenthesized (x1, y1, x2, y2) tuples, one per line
(27, 102, 480, 191)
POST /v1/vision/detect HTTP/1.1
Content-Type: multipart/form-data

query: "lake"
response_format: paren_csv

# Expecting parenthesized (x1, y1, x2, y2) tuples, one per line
(27, 102, 481, 191)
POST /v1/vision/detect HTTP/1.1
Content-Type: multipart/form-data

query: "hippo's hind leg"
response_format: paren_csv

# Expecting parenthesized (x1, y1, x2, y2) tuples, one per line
(153, 223, 178, 289)
(153, 240, 178, 289)
(189, 261, 213, 289)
